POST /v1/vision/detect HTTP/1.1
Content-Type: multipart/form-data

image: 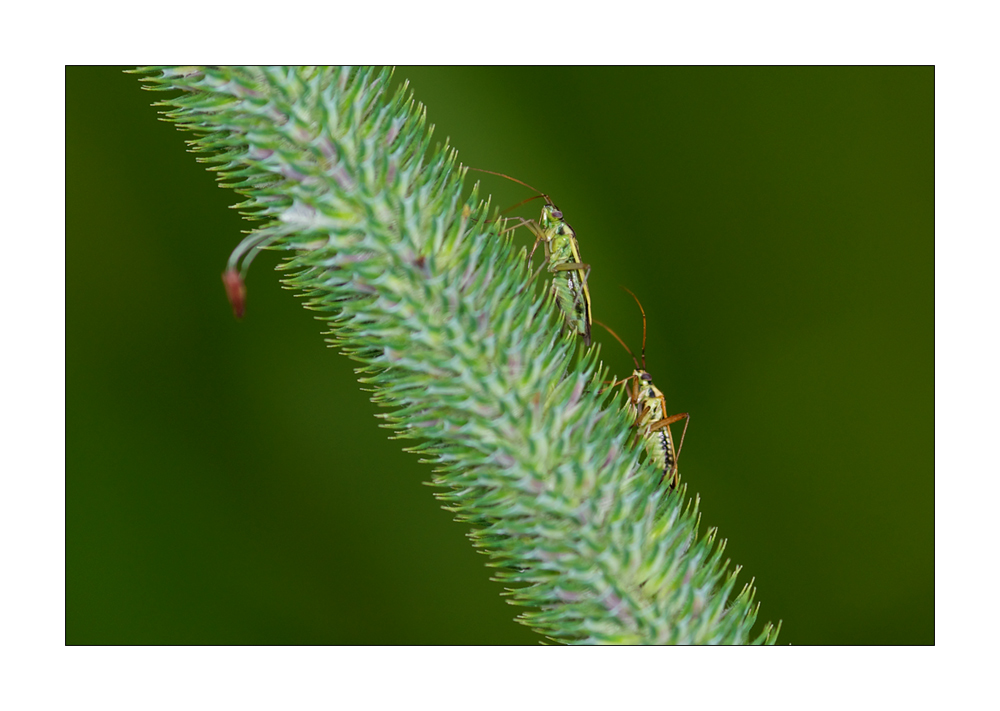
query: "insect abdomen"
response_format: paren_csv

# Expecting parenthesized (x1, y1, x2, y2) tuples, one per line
(652, 429, 676, 483)
(550, 269, 590, 344)
(547, 228, 591, 345)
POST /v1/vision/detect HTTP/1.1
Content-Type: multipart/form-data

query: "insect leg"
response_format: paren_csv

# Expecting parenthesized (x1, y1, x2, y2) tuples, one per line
(524, 236, 554, 289)
(646, 412, 689, 433)
(596, 374, 635, 396)
(498, 216, 550, 292)
(499, 215, 544, 250)
(674, 412, 691, 463)
(526, 231, 546, 265)
(628, 393, 651, 448)
(551, 261, 590, 274)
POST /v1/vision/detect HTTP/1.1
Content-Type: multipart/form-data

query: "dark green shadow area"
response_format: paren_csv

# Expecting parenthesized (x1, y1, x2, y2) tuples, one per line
(67, 66, 932, 645)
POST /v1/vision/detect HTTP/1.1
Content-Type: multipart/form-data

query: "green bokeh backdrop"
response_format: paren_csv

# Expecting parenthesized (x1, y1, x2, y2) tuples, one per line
(67, 66, 932, 645)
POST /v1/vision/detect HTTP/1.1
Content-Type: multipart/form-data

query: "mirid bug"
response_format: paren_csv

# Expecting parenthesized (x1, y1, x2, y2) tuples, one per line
(469, 168, 592, 346)
(597, 287, 690, 488)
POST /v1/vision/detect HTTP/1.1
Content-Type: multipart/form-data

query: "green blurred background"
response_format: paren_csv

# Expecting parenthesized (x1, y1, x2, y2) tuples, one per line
(67, 66, 932, 645)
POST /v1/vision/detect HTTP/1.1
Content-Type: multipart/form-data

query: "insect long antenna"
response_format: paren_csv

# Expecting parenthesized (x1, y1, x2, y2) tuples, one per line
(500, 193, 548, 215)
(482, 194, 549, 227)
(620, 286, 648, 370)
(594, 320, 641, 371)
(468, 167, 551, 203)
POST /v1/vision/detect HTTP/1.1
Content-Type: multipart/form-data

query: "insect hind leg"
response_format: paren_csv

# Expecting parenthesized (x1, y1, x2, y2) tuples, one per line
(647, 412, 690, 455)
(551, 261, 590, 275)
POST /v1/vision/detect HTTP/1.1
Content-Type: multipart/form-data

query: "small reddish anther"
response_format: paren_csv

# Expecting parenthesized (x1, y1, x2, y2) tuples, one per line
(221, 269, 247, 319)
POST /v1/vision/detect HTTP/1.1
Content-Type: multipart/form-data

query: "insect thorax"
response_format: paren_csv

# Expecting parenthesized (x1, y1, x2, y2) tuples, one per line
(632, 371, 666, 423)
(547, 231, 577, 262)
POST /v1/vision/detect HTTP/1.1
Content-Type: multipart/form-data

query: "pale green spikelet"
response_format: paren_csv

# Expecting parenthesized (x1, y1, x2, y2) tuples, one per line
(133, 66, 780, 644)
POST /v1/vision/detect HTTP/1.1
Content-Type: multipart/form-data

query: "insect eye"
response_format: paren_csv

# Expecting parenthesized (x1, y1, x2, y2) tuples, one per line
(551, 208, 563, 219)
(641, 373, 652, 382)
